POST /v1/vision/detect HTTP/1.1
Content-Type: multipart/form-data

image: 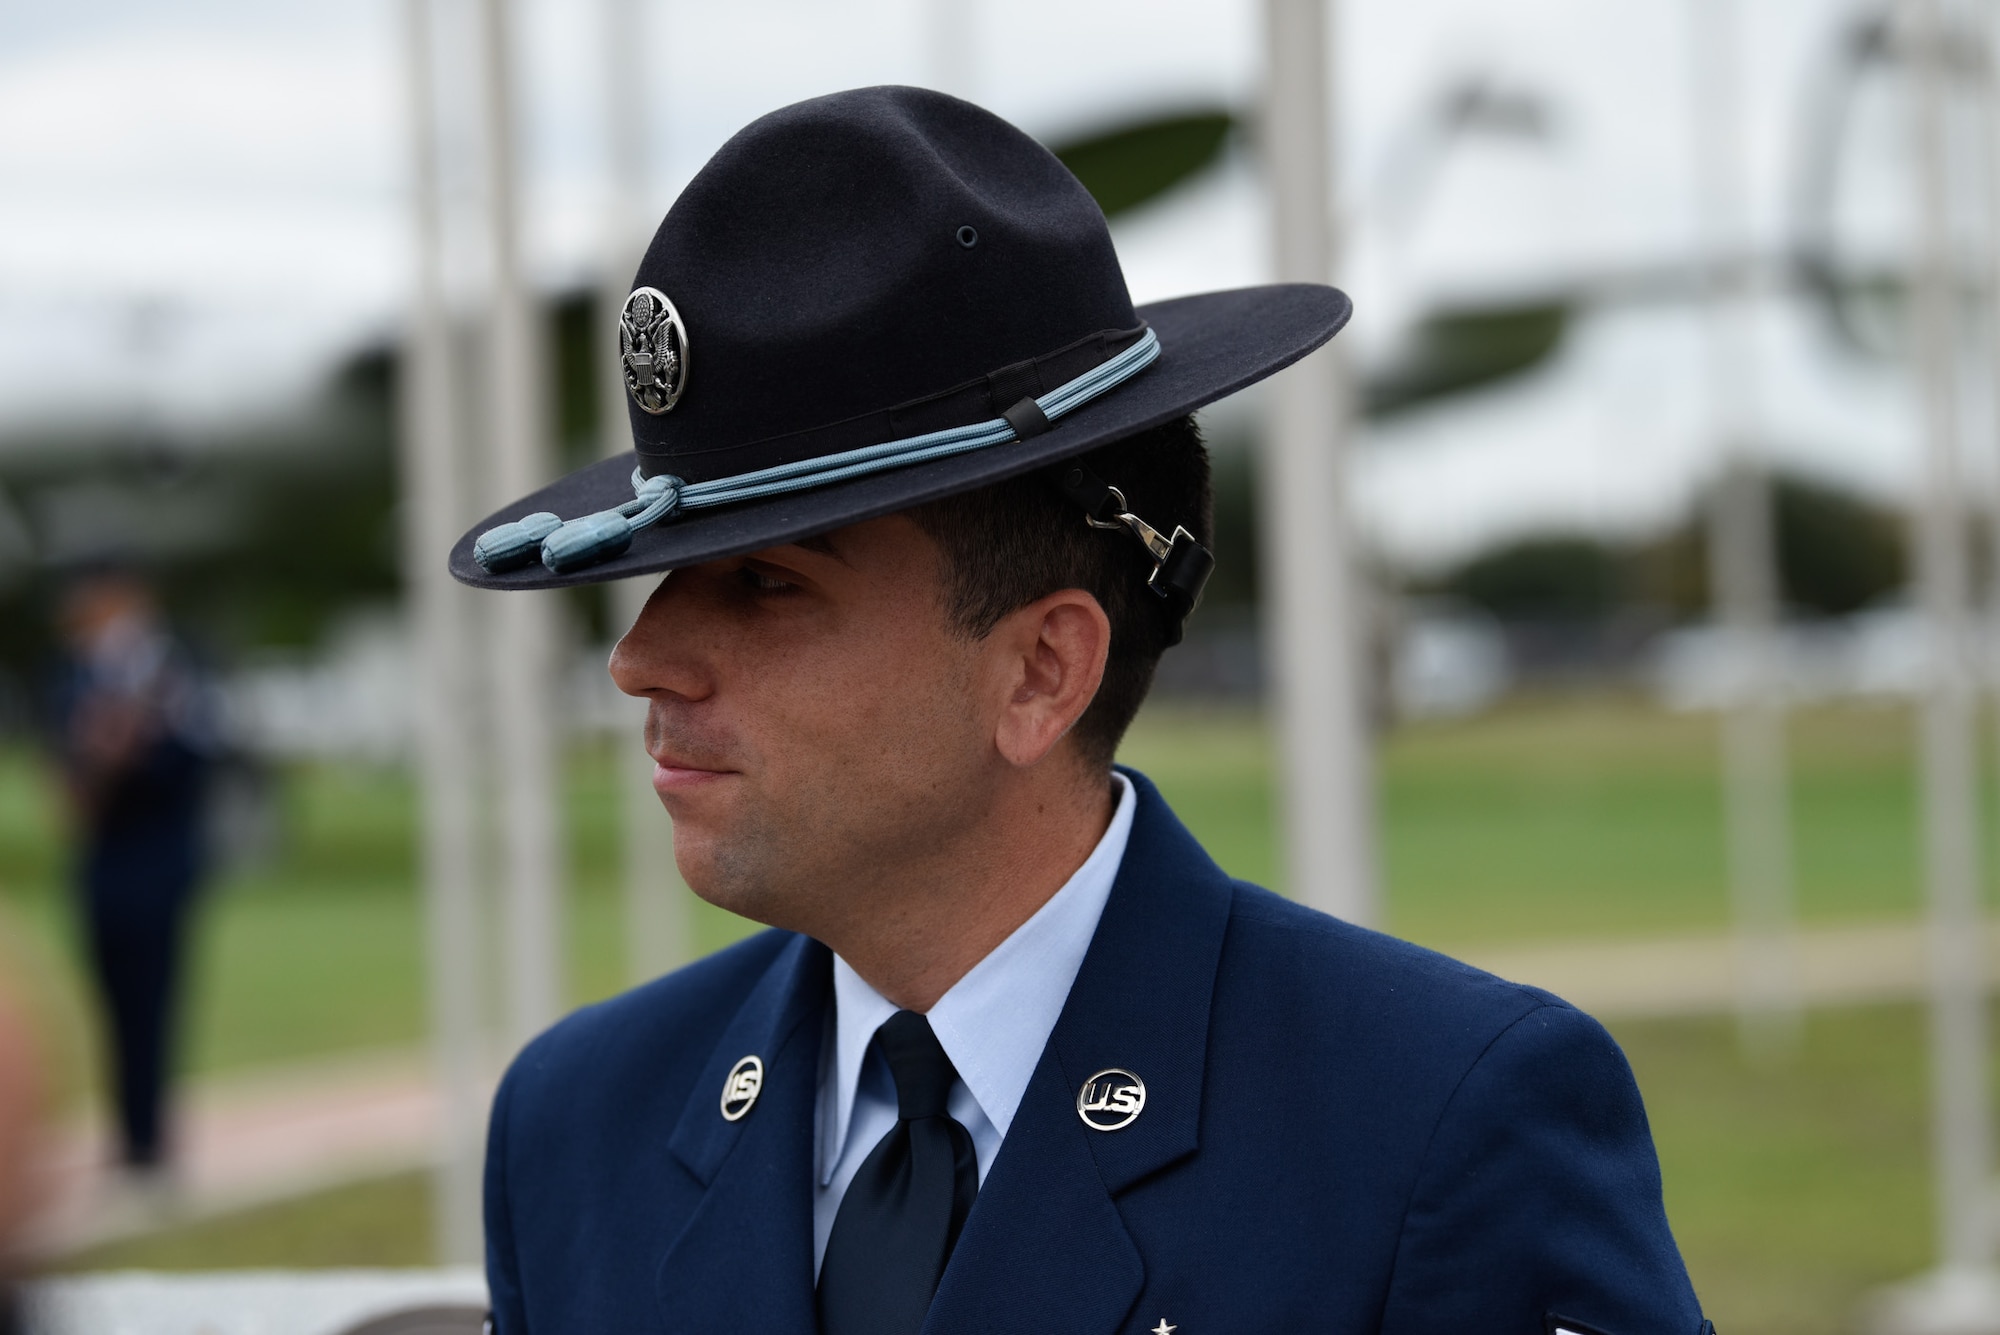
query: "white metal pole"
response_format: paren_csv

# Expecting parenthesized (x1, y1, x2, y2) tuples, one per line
(927, 0, 976, 100)
(599, 0, 688, 984)
(1260, 0, 1377, 925)
(1687, 0, 1800, 1058)
(1906, 0, 1995, 1278)
(1985, 0, 2000, 779)
(477, 0, 566, 1046)
(1982, 0, 2000, 1109)
(398, 0, 485, 1264)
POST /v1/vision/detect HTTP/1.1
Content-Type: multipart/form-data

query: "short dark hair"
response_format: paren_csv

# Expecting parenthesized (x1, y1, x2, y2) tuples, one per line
(908, 415, 1212, 769)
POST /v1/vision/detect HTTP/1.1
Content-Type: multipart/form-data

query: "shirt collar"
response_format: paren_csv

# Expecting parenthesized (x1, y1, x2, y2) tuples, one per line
(822, 772, 1136, 1182)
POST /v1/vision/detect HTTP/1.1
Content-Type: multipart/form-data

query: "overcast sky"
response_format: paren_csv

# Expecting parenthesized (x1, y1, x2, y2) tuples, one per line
(0, 0, 1955, 567)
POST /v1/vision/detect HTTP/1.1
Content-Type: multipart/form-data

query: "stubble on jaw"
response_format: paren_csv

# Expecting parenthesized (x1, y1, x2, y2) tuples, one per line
(662, 632, 995, 943)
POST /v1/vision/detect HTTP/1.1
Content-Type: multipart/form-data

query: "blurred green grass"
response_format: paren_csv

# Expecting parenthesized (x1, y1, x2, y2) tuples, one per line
(1123, 695, 1936, 943)
(57, 1172, 436, 1274)
(0, 696, 1972, 1332)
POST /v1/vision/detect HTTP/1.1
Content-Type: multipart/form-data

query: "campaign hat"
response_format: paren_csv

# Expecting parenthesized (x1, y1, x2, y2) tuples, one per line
(449, 85, 1350, 592)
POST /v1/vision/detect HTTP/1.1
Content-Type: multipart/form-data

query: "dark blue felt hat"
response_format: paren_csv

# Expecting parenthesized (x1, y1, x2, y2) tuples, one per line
(450, 85, 1350, 591)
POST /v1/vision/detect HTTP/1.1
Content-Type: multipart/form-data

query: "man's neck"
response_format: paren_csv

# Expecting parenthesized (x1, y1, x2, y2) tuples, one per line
(820, 766, 1119, 1012)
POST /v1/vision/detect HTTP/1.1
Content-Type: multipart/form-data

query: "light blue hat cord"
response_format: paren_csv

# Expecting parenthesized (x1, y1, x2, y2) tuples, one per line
(474, 327, 1161, 576)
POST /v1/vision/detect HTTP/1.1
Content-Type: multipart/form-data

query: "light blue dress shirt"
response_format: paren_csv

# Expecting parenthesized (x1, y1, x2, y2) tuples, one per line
(811, 772, 1137, 1271)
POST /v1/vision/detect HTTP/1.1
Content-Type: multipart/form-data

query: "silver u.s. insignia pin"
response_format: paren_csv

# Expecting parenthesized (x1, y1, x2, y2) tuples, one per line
(720, 1054, 763, 1121)
(621, 285, 689, 415)
(1076, 1068, 1145, 1131)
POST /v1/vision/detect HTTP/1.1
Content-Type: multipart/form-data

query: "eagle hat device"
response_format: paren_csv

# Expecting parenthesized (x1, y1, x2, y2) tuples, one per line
(450, 85, 1351, 640)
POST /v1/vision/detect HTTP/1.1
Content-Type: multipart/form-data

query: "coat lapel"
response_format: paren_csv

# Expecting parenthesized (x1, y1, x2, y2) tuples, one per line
(654, 932, 831, 1332)
(923, 769, 1234, 1334)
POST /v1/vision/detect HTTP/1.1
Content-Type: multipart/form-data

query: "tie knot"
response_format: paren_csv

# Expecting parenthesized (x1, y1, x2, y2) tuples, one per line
(876, 1010, 958, 1120)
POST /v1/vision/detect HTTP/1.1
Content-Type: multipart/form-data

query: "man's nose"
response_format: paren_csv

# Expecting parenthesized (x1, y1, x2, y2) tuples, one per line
(608, 575, 712, 701)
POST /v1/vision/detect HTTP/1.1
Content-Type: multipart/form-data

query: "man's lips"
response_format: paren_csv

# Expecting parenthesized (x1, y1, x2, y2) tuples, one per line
(650, 757, 736, 794)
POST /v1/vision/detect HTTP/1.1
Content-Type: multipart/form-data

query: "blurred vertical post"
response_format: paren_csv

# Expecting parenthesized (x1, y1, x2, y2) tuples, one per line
(1687, 0, 1799, 1058)
(599, 0, 688, 984)
(477, 0, 566, 1045)
(398, 0, 485, 1265)
(1987, 0, 2000, 786)
(927, 0, 975, 100)
(1907, 0, 1995, 1289)
(1259, 0, 1377, 924)
(1984, 0, 2000, 1083)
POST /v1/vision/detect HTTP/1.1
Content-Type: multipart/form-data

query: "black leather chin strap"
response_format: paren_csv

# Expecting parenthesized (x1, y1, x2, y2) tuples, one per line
(1049, 463, 1215, 648)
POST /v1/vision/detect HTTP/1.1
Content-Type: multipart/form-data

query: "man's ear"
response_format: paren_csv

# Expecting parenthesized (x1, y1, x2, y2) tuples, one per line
(991, 588, 1111, 768)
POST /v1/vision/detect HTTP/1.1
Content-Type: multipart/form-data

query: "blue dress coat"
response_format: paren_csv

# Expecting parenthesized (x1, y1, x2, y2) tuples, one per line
(484, 770, 1709, 1334)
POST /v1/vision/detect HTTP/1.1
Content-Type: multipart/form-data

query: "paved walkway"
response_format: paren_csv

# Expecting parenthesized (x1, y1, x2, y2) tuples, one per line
(24, 1048, 481, 1259)
(20, 915, 1992, 1258)
(1467, 917, 1988, 1020)
(23, 1268, 489, 1335)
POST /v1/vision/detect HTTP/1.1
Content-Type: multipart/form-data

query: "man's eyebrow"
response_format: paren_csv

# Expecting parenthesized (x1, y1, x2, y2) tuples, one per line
(794, 533, 846, 563)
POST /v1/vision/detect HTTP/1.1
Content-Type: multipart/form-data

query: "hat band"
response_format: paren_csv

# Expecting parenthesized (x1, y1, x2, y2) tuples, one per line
(475, 326, 1162, 576)
(634, 323, 1152, 481)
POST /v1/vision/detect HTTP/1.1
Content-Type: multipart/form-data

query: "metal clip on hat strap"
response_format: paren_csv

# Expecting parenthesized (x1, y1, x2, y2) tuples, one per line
(1052, 463, 1214, 648)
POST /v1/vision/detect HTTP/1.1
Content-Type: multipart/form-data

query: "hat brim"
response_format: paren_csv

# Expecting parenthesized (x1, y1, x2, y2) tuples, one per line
(449, 282, 1350, 590)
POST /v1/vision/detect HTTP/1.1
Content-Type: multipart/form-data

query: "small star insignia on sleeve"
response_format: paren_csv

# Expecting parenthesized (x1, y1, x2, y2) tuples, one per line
(1151, 1322, 1176, 1335)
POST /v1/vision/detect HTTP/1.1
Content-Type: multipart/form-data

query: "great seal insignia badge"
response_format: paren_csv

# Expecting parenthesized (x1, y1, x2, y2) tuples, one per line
(620, 285, 689, 415)
(720, 1054, 763, 1121)
(1076, 1067, 1146, 1131)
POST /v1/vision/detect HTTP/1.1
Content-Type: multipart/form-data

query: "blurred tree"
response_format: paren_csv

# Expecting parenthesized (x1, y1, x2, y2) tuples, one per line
(1632, 470, 1907, 619)
(552, 292, 605, 471)
(1438, 535, 1624, 622)
(1051, 110, 1235, 219)
(1198, 440, 1260, 609)
(0, 282, 627, 718)
(0, 383, 398, 705)
(1365, 304, 1569, 418)
(1431, 470, 1907, 634)
(1770, 471, 1906, 615)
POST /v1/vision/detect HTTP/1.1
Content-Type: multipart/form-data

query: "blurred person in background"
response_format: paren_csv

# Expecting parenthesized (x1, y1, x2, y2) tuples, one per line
(46, 566, 215, 1188)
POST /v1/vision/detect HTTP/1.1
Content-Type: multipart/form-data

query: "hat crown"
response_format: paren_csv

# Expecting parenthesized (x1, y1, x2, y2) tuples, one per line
(628, 86, 1138, 481)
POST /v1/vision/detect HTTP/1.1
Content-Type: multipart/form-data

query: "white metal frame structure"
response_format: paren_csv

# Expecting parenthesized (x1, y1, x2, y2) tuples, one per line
(1875, 0, 2000, 1328)
(1260, 0, 1378, 925)
(598, 0, 689, 985)
(1687, 0, 1801, 1058)
(398, 0, 489, 1267)
(475, 0, 567, 1047)
(398, 0, 572, 1260)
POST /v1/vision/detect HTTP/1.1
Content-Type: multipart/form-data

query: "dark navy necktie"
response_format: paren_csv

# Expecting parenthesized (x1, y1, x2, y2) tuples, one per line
(817, 1009, 979, 1335)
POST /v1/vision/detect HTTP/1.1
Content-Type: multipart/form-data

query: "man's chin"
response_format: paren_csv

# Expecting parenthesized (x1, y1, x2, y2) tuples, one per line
(673, 828, 787, 926)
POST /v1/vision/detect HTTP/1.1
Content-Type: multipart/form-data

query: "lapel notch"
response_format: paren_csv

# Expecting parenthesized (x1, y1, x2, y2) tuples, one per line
(923, 771, 1233, 1333)
(1052, 768, 1231, 1193)
(655, 933, 831, 1331)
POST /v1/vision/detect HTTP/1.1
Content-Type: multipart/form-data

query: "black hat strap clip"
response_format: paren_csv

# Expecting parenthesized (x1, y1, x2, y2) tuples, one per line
(1053, 463, 1214, 647)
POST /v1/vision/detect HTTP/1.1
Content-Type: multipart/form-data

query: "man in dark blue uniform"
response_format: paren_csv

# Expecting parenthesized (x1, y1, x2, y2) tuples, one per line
(452, 86, 1710, 1335)
(50, 568, 213, 1178)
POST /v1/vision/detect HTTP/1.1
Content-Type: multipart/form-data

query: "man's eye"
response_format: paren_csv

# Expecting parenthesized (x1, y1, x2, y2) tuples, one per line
(738, 567, 796, 594)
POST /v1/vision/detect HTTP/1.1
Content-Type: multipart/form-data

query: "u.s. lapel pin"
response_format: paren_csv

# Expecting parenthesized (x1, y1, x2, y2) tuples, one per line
(1076, 1068, 1146, 1131)
(720, 1055, 763, 1121)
